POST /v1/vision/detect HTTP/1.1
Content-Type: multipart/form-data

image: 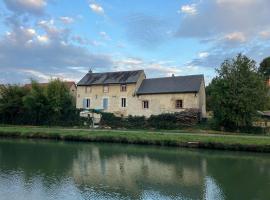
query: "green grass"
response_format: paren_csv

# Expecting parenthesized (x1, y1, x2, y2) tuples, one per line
(0, 125, 270, 152)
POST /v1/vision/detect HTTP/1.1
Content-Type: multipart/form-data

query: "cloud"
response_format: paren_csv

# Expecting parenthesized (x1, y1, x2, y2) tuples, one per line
(99, 31, 111, 40)
(21, 69, 52, 81)
(113, 57, 203, 78)
(59, 16, 74, 24)
(216, 0, 257, 6)
(3, 0, 47, 15)
(180, 4, 197, 15)
(224, 32, 246, 43)
(198, 52, 209, 58)
(0, 12, 113, 83)
(89, 3, 104, 15)
(259, 30, 270, 39)
(37, 35, 49, 43)
(175, 0, 270, 75)
(176, 0, 270, 38)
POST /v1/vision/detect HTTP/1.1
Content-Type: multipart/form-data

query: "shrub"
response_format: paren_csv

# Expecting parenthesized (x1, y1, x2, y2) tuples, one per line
(100, 109, 201, 130)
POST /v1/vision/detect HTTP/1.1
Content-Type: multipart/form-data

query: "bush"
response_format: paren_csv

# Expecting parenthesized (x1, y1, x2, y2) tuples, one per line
(100, 109, 201, 130)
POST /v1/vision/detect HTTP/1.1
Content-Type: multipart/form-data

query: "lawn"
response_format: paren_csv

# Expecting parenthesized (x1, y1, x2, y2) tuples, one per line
(0, 126, 270, 152)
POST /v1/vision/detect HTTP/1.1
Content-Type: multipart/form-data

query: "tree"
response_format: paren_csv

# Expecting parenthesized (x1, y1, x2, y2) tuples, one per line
(210, 54, 269, 130)
(258, 57, 270, 79)
(205, 82, 214, 111)
(46, 79, 78, 125)
(0, 85, 29, 124)
(23, 80, 49, 125)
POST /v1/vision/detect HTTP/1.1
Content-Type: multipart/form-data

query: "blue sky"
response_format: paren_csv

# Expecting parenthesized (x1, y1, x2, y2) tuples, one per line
(0, 0, 270, 84)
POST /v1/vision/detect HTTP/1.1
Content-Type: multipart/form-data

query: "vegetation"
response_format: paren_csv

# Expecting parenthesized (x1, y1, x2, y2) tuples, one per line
(258, 56, 270, 79)
(0, 79, 80, 126)
(0, 126, 270, 152)
(100, 109, 200, 129)
(209, 54, 269, 131)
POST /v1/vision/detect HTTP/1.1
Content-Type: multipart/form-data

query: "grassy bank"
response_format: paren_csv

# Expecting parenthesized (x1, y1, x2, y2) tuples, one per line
(0, 126, 270, 152)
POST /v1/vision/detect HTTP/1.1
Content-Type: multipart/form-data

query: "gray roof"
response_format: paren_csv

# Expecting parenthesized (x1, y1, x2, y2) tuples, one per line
(77, 70, 144, 86)
(137, 75, 204, 95)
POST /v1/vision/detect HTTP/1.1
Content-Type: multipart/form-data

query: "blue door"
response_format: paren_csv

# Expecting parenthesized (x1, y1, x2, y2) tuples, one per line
(103, 98, 108, 109)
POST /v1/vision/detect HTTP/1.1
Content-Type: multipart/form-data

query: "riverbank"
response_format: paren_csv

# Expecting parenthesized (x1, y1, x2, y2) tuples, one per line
(0, 126, 270, 152)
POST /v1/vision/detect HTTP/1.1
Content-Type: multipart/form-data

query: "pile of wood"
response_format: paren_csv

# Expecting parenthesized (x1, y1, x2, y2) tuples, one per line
(174, 109, 201, 126)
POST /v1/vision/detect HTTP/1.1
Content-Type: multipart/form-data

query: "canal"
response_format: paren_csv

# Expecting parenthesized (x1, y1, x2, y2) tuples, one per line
(0, 139, 269, 200)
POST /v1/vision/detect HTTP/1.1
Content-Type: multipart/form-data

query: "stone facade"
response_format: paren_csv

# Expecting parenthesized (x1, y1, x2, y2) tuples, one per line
(76, 71, 206, 118)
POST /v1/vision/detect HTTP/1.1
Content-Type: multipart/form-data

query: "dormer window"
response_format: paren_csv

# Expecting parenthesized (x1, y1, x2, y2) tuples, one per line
(120, 84, 127, 92)
(103, 85, 109, 93)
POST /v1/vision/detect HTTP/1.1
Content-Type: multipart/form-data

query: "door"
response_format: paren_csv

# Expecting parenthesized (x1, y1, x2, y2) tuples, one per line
(103, 98, 108, 110)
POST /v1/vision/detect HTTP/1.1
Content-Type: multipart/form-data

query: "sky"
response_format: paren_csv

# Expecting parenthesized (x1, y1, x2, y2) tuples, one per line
(0, 0, 270, 85)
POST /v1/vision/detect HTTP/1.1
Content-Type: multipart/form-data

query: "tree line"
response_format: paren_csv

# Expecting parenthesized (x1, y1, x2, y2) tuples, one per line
(0, 79, 80, 126)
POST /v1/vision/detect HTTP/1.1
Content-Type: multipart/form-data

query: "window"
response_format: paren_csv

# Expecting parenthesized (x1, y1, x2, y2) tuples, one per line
(175, 100, 183, 109)
(83, 98, 91, 109)
(103, 85, 109, 93)
(85, 86, 91, 93)
(142, 100, 149, 109)
(120, 84, 127, 92)
(121, 98, 126, 108)
(103, 98, 108, 109)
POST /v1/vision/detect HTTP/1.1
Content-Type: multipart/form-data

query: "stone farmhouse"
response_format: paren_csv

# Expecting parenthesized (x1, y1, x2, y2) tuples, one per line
(76, 70, 206, 118)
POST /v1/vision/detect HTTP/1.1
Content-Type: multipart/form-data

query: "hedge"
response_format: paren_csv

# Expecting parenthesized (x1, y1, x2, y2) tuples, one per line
(100, 109, 200, 129)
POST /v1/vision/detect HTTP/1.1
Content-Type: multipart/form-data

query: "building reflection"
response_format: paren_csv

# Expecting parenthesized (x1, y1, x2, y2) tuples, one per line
(71, 145, 207, 199)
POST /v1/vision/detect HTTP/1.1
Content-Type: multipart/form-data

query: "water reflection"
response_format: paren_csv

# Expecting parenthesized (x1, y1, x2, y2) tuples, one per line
(0, 139, 270, 200)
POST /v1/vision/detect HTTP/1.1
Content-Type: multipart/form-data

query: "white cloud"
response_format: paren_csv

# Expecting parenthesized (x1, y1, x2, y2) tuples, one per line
(180, 4, 197, 15)
(89, 3, 104, 14)
(224, 32, 246, 42)
(21, 69, 51, 81)
(59, 16, 74, 24)
(99, 31, 111, 40)
(259, 30, 270, 39)
(198, 52, 209, 58)
(27, 28, 36, 36)
(217, 0, 256, 6)
(3, 0, 47, 15)
(37, 35, 49, 43)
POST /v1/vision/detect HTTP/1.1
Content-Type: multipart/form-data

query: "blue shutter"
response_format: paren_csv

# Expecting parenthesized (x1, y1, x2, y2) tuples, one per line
(103, 98, 108, 109)
(83, 98, 87, 109)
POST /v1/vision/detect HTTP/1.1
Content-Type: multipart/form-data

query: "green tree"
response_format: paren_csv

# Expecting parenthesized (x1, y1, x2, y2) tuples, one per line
(258, 57, 270, 79)
(46, 79, 78, 125)
(205, 82, 215, 111)
(211, 54, 269, 130)
(23, 80, 49, 125)
(0, 85, 29, 124)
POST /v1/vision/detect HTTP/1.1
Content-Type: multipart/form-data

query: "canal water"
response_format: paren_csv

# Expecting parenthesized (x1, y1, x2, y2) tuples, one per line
(0, 139, 269, 200)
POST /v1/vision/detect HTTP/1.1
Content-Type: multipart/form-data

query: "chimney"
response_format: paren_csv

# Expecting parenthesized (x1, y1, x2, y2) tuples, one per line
(88, 68, 93, 74)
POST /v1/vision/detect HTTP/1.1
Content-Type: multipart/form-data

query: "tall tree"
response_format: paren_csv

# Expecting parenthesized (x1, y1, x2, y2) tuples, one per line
(46, 79, 77, 125)
(258, 57, 270, 79)
(0, 85, 29, 124)
(211, 54, 269, 130)
(23, 80, 49, 125)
